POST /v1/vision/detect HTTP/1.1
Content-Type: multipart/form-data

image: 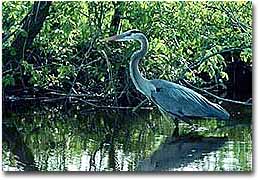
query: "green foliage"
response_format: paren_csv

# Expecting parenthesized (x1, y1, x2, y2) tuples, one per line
(2, 1, 33, 47)
(119, 1, 252, 83)
(2, 1, 252, 101)
(3, 74, 15, 87)
(240, 48, 252, 63)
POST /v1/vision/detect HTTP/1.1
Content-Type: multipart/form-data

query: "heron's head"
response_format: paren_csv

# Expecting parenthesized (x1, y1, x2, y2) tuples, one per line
(103, 29, 143, 42)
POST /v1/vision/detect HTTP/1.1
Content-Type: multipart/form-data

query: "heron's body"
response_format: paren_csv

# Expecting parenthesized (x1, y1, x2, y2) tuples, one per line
(149, 79, 229, 120)
(105, 29, 230, 127)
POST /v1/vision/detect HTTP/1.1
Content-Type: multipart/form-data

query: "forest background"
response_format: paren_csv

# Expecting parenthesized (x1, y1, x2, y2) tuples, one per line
(2, 1, 252, 108)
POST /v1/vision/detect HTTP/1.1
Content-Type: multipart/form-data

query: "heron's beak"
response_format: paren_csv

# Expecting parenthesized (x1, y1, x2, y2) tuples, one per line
(101, 34, 123, 42)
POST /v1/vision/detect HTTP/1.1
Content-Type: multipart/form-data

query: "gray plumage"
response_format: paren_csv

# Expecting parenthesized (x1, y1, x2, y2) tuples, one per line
(104, 29, 230, 125)
(150, 79, 230, 120)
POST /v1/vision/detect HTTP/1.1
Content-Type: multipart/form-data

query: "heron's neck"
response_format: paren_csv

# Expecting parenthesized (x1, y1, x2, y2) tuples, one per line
(129, 35, 149, 95)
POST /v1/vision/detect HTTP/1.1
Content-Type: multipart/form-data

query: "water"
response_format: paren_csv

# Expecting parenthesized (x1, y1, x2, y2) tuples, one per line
(2, 103, 252, 171)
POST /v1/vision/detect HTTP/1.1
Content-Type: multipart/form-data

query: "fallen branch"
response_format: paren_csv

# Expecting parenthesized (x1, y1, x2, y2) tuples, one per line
(5, 96, 66, 102)
(73, 97, 153, 110)
(5, 95, 154, 110)
(46, 91, 102, 98)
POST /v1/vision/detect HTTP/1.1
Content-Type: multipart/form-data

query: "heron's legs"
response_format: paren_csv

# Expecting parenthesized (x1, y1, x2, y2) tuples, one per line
(180, 117, 199, 131)
(172, 119, 179, 137)
(171, 117, 200, 137)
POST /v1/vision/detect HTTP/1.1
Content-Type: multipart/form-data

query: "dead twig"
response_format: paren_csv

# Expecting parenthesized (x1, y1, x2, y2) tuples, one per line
(132, 99, 149, 112)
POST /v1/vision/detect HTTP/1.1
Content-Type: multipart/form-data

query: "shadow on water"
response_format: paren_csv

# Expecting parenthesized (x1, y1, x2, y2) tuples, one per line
(2, 102, 252, 171)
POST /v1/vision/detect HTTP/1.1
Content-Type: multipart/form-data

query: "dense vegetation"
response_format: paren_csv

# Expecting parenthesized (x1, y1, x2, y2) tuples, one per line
(2, 1, 252, 107)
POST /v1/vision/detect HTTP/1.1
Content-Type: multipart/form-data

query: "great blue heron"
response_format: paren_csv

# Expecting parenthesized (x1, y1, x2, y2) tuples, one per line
(104, 29, 230, 133)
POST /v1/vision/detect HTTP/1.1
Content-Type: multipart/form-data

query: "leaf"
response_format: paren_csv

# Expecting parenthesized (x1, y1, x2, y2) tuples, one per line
(3, 74, 15, 87)
(220, 71, 229, 81)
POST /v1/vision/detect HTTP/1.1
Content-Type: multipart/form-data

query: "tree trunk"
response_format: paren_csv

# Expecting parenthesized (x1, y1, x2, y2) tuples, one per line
(109, 2, 122, 36)
(3, 1, 52, 91)
(11, 1, 52, 61)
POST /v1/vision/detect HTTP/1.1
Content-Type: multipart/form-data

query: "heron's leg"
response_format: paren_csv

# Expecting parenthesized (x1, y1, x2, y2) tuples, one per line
(172, 119, 179, 137)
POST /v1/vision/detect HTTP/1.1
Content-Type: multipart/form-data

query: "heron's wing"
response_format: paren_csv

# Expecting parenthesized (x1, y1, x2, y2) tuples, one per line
(150, 79, 229, 119)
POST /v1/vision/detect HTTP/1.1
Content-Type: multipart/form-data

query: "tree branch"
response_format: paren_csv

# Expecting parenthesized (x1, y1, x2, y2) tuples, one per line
(188, 46, 251, 70)
(132, 99, 149, 112)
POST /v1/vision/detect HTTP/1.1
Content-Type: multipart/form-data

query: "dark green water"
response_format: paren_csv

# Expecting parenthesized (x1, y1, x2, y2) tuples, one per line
(2, 103, 252, 171)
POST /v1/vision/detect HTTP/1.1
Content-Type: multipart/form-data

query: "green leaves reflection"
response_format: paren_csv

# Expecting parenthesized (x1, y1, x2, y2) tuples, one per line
(2, 104, 252, 171)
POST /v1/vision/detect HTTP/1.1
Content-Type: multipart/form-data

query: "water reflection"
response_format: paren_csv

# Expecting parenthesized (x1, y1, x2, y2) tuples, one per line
(2, 124, 38, 171)
(2, 103, 252, 171)
(137, 135, 227, 171)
